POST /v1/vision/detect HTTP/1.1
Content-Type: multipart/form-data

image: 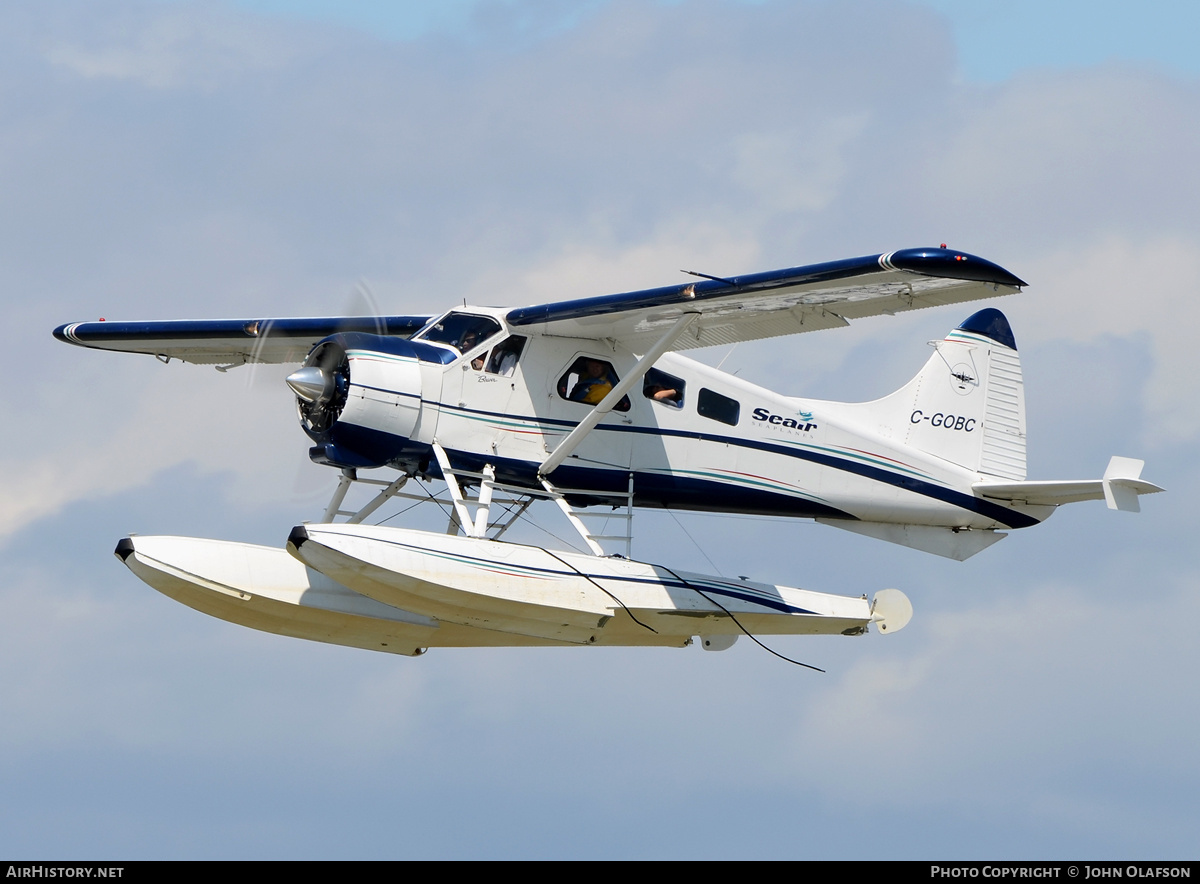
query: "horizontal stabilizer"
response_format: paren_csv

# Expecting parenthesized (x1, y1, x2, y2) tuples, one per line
(816, 518, 1007, 560)
(974, 456, 1164, 512)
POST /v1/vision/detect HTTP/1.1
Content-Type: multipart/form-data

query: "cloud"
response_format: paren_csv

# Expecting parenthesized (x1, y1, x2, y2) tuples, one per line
(0, 358, 310, 541)
(1021, 236, 1200, 444)
(731, 115, 872, 214)
(469, 217, 763, 306)
(788, 579, 1200, 843)
(939, 69, 1200, 243)
(40, 2, 314, 89)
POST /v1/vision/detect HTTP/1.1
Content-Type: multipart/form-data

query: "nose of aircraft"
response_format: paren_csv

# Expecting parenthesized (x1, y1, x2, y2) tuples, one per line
(286, 365, 332, 404)
(293, 332, 429, 468)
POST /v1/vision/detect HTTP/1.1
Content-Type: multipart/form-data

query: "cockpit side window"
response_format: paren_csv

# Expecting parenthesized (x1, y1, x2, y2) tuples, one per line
(557, 357, 631, 412)
(485, 336, 526, 376)
(416, 313, 501, 354)
(643, 367, 684, 408)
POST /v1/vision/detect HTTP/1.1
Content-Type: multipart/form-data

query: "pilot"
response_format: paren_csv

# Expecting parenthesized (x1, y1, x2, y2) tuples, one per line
(569, 359, 616, 404)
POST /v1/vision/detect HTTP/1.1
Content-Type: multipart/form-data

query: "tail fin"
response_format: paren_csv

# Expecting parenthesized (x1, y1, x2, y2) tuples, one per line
(868, 308, 1026, 479)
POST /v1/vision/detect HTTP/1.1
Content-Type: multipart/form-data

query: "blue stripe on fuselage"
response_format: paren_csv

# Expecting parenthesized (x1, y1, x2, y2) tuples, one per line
(337, 400, 1041, 529)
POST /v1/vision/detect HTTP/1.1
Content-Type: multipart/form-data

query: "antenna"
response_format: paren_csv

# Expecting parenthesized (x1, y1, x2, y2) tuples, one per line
(681, 269, 737, 286)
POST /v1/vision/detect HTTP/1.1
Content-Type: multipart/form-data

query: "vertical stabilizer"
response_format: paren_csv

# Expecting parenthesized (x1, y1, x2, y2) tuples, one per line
(865, 308, 1027, 479)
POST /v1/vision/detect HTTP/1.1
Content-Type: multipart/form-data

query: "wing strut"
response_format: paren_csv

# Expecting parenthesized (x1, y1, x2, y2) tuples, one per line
(540, 312, 700, 476)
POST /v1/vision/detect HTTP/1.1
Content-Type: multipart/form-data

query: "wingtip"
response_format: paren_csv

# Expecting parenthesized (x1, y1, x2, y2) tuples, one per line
(888, 247, 1027, 288)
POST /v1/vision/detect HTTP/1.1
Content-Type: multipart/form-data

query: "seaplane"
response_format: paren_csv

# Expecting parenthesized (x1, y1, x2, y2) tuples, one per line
(54, 247, 1162, 658)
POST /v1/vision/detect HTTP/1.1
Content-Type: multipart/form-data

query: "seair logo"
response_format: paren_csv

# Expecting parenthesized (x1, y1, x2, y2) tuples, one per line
(910, 410, 975, 432)
(753, 407, 817, 431)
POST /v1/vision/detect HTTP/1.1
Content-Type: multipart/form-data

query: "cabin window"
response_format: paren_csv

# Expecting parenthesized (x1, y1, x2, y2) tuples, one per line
(643, 368, 684, 408)
(416, 313, 501, 354)
(485, 336, 526, 376)
(697, 388, 739, 426)
(557, 357, 631, 412)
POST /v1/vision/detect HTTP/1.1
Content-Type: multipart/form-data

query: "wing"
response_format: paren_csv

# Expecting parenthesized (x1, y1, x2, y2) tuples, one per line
(53, 315, 433, 365)
(505, 247, 1027, 351)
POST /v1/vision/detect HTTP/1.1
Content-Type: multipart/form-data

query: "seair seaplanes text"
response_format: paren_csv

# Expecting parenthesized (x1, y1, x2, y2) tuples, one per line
(54, 247, 1162, 657)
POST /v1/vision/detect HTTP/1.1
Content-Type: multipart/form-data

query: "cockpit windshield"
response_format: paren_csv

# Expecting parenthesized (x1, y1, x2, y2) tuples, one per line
(415, 313, 502, 354)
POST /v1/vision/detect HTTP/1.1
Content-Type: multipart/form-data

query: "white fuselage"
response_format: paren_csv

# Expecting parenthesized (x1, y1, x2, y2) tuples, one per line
(327, 309, 1043, 535)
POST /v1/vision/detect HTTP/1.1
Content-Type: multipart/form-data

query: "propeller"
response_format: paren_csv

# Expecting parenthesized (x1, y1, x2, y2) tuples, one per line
(242, 279, 387, 507)
(292, 339, 350, 439)
(240, 279, 385, 390)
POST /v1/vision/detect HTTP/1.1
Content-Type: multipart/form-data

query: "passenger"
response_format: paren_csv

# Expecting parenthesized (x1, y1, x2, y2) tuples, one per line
(486, 338, 524, 376)
(489, 347, 519, 376)
(645, 383, 679, 404)
(569, 359, 614, 404)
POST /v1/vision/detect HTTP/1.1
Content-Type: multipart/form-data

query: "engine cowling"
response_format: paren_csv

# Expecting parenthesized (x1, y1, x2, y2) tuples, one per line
(289, 339, 350, 437)
(287, 332, 434, 470)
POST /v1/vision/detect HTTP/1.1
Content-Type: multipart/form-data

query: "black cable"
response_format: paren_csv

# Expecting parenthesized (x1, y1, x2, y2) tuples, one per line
(412, 477, 457, 526)
(540, 548, 659, 635)
(658, 564, 825, 672)
(521, 511, 589, 555)
(357, 478, 786, 653)
(480, 496, 527, 536)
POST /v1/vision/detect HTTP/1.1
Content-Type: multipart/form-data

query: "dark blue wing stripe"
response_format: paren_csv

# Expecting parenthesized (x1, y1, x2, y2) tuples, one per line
(53, 315, 432, 345)
(505, 248, 1025, 327)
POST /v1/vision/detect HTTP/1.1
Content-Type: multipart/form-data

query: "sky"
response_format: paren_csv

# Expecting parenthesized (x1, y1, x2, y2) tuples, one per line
(1, 0, 1197, 860)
